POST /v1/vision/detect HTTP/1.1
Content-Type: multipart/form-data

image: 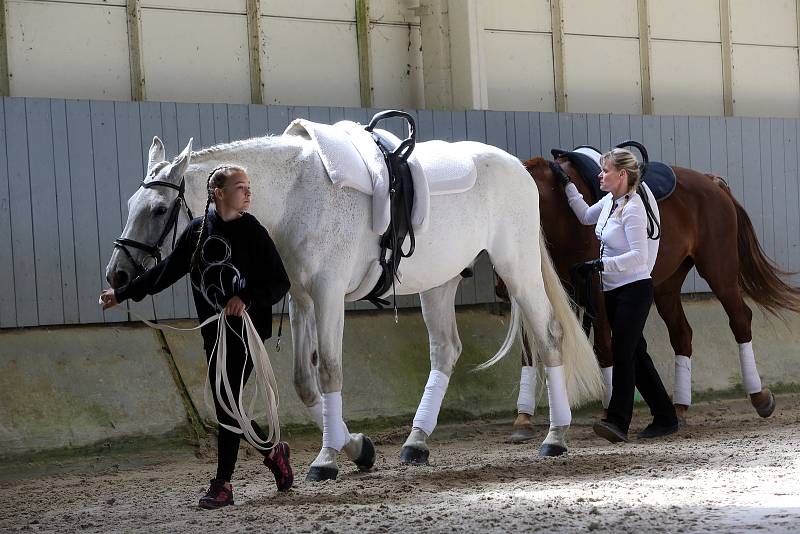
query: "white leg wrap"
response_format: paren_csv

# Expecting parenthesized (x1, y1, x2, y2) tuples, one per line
(321, 392, 351, 451)
(412, 369, 450, 436)
(601, 366, 613, 409)
(738, 342, 762, 394)
(545, 365, 571, 427)
(517, 366, 536, 415)
(307, 399, 324, 429)
(674, 355, 692, 405)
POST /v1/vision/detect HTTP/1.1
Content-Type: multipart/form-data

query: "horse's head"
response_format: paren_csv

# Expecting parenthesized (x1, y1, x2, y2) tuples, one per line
(105, 137, 194, 289)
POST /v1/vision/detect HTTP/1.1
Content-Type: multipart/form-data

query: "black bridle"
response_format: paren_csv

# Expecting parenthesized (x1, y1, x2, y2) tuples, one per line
(114, 177, 193, 276)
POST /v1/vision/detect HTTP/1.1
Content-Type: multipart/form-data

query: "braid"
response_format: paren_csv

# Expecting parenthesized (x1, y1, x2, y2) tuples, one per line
(190, 194, 212, 272)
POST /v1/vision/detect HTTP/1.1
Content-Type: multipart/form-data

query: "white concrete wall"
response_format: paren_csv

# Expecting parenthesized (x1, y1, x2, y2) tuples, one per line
(3, 1, 800, 115)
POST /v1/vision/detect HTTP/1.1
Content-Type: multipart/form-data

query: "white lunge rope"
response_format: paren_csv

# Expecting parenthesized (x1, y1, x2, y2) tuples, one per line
(134, 311, 281, 451)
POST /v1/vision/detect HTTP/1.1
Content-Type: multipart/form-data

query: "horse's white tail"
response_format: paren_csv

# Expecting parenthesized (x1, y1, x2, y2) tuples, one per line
(538, 234, 604, 406)
(473, 295, 520, 371)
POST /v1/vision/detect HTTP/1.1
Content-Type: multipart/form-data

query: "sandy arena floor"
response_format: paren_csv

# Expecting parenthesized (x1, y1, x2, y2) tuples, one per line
(4, 393, 800, 533)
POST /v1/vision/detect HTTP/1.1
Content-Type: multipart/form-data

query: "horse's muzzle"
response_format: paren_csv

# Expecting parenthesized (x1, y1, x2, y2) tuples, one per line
(107, 269, 130, 289)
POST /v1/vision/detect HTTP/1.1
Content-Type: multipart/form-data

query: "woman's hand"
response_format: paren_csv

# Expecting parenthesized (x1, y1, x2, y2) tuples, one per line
(99, 289, 118, 310)
(224, 296, 247, 317)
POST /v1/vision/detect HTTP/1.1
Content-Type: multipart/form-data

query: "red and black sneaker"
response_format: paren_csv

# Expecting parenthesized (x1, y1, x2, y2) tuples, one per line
(263, 442, 294, 491)
(198, 478, 234, 509)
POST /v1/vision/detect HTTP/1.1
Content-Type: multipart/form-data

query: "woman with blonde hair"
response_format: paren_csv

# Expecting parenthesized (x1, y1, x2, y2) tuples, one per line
(558, 147, 679, 442)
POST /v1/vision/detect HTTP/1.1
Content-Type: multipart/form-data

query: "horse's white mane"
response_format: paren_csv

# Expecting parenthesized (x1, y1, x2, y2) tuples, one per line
(190, 135, 282, 160)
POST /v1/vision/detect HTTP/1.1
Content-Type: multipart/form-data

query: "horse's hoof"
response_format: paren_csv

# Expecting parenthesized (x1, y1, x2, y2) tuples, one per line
(354, 435, 376, 471)
(508, 426, 537, 443)
(399, 446, 429, 466)
(752, 389, 776, 418)
(674, 404, 688, 426)
(306, 465, 338, 482)
(538, 443, 567, 457)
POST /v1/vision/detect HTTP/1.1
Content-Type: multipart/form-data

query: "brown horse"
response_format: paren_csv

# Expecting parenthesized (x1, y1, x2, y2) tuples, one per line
(503, 154, 800, 442)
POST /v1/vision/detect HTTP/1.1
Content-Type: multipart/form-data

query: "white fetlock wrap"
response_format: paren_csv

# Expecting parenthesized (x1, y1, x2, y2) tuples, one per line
(322, 392, 351, 451)
(674, 355, 692, 405)
(601, 366, 613, 409)
(517, 366, 536, 415)
(412, 369, 450, 436)
(307, 400, 324, 429)
(738, 342, 762, 394)
(545, 365, 571, 427)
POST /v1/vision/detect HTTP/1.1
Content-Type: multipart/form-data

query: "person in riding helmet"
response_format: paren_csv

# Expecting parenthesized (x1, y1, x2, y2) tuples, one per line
(99, 164, 292, 509)
(559, 147, 679, 443)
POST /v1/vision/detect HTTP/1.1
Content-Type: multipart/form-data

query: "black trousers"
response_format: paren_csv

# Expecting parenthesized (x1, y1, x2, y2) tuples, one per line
(604, 278, 678, 433)
(206, 317, 271, 482)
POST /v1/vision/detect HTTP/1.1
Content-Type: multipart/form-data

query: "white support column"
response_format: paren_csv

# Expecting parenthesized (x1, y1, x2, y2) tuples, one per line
(447, 0, 485, 109)
(0, 0, 8, 97)
(126, 0, 145, 101)
(246, 0, 265, 105)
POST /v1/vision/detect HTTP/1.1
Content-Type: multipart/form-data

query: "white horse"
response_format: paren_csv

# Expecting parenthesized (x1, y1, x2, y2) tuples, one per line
(106, 131, 603, 481)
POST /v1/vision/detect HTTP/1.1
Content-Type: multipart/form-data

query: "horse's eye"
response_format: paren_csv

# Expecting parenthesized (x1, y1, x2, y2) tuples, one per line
(153, 206, 169, 217)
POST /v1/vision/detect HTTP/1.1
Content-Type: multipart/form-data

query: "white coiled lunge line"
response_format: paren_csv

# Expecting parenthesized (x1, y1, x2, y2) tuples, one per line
(132, 310, 281, 451)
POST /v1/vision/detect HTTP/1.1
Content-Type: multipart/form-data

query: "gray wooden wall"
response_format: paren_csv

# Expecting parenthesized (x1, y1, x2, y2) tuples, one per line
(1, 96, 799, 328)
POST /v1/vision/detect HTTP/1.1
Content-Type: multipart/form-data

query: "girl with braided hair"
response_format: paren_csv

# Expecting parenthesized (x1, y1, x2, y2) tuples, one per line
(100, 165, 292, 509)
(558, 148, 679, 443)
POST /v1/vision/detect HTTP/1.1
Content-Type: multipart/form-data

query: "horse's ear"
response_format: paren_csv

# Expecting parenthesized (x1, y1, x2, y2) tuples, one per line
(524, 157, 549, 173)
(168, 138, 193, 182)
(147, 136, 166, 173)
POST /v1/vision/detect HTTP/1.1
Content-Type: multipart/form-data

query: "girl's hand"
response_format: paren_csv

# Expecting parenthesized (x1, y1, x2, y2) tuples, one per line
(99, 289, 118, 310)
(224, 296, 246, 317)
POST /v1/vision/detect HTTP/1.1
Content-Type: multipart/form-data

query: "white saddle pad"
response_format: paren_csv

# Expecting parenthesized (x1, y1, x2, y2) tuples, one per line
(283, 118, 477, 236)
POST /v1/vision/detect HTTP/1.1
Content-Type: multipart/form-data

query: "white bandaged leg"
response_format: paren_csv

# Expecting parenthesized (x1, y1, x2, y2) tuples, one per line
(674, 355, 692, 405)
(601, 366, 613, 409)
(517, 366, 536, 415)
(321, 392, 351, 451)
(738, 342, 762, 394)
(412, 369, 450, 436)
(307, 399, 324, 429)
(545, 365, 571, 427)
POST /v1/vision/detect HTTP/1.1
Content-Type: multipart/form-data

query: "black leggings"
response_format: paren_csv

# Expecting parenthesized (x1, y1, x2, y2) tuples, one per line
(604, 279, 678, 433)
(206, 317, 271, 482)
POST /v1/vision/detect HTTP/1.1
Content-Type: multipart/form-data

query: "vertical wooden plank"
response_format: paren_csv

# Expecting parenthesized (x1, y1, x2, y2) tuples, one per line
(629, 114, 643, 146)
(659, 115, 676, 165)
(213, 103, 230, 143)
(485, 111, 507, 150)
(266, 105, 289, 135)
(198, 103, 216, 148)
(557, 112, 573, 150)
(416, 109, 434, 142)
(115, 100, 153, 322)
(642, 115, 661, 161)
(308, 106, 331, 125)
(329, 106, 345, 125)
(248, 104, 268, 138)
(289, 106, 310, 123)
(689, 116, 711, 292)
(673, 115, 694, 293)
(513, 112, 531, 161)
(528, 112, 542, 157)
(586, 113, 602, 152)
(771, 118, 788, 271)
(787, 120, 800, 284)
(433, 110, 453, 141)
(740, 118, 764, 253)
(452, 110, 467, 141)
(246, 0, 265, 105)
(51, 99, 79, 324)
(139, 100, 175, 319)
(6, 98, 37, 326)
(610, 114, 630, 146)
(344, 106, 369, 127)
(26, 98, 64, 325)
(759, 117, 775, 262)
(725, 117, 744, 203)
(66, 100, 103, 324)
(228, 103, 250, 141)
(539, 112, 559, 157)
(91, 101, 129, 323)
(599, 114, 611, 152)
(571, 113, 588, 149)
(0, 97, 15, 327)
(709, 116, 727, 177)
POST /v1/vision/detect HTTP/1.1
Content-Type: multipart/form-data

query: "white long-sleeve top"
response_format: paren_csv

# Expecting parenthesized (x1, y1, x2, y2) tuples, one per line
(565, 181, 660, 291)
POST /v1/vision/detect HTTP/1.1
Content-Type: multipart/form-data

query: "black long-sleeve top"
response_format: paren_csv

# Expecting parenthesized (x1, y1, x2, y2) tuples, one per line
(115, 209, 290, 353)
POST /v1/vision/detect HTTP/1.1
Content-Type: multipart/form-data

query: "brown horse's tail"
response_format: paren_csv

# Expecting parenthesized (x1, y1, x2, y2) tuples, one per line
(711, 175, 800, 314)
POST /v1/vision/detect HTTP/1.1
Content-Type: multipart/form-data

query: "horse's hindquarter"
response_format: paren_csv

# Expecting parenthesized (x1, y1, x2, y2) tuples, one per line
(393, 143, 541, 294)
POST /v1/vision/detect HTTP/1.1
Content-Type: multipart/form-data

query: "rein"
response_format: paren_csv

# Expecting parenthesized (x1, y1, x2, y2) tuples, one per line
(114, 177, 194, 276)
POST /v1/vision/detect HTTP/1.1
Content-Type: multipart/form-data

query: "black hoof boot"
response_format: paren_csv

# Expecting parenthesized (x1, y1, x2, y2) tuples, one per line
(399, 446, 429, 465)
(354, 436, 376, 471)
(306, 465, 338, 482)
(538, 444, 567, 457)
